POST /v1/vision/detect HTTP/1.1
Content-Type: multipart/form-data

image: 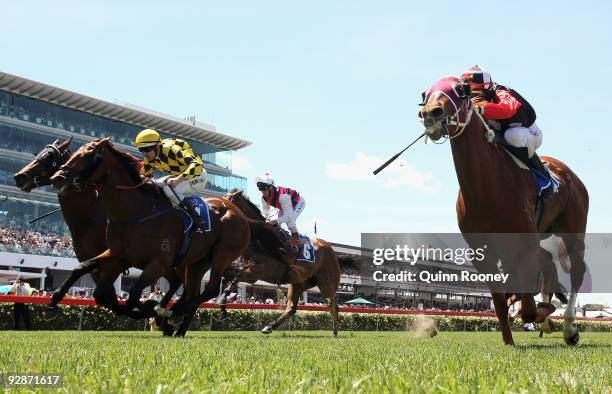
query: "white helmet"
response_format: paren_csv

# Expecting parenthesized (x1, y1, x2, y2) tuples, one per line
(255, 172, 275, 186)
(460, 65, 493, 90)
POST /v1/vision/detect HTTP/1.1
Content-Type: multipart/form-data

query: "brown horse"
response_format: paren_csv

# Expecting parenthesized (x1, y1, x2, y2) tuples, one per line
(419, 76, 588, 345)
(49, 138, 255, 337)
(13, 138, 182, 323)
(219, 189, 358, 337)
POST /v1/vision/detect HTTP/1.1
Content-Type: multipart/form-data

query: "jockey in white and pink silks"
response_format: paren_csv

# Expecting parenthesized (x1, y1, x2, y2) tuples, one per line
(255, 173, 305, 244)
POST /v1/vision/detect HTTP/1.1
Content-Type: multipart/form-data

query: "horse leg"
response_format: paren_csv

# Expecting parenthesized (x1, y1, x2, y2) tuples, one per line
(504, 246, 550, 325)
(559, 233, 585, 345)
(154, 272, 183, 336)
(91, 261, 147, 319)
(174, 244, 244, 336)
(470, 247, 514, 345)
(126, 262, 167, 317)
(217, 276, 240, 320)
(172, 262, 209, 337)
(262, 283, 304, 334)
(315, 275, 340, 337)
(44, 258, 104, 320)
(492, 292, 513, 345)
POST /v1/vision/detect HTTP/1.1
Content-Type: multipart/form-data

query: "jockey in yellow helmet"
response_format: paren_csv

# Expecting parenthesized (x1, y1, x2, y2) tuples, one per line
(134, 129, 208, 230)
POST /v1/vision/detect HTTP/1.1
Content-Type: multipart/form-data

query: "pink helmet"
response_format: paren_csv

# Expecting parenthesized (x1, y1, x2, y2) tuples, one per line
(460, 65, 493, 89)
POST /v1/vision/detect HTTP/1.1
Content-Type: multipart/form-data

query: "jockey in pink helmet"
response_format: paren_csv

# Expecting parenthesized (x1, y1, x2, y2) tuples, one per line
(256, 173, 305, 244)
(461, 66, 554, 197)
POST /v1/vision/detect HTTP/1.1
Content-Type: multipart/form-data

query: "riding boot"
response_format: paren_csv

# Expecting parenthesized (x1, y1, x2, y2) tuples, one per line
(530, 153, 554, 198)
(181, 198, 206, 232)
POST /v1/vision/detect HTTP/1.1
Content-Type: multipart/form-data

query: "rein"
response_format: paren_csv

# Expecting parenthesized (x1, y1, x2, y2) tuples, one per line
(114, 179, 148, 190)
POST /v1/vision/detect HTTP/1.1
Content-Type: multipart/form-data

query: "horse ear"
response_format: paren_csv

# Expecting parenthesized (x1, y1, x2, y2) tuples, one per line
(99, 136, 112, 147)
(419, 91, 426, 106)
(58, 137, 73, 151)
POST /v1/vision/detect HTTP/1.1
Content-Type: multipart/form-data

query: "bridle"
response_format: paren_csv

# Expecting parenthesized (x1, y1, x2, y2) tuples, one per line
(31, 144, 72, 187)
(420, 79, 496, 143)
(420, 81, 474, 140)
(57, 142, 147, 191)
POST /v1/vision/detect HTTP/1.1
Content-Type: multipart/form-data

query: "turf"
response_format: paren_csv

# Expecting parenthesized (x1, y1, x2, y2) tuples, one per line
(0, 331, 610, 393)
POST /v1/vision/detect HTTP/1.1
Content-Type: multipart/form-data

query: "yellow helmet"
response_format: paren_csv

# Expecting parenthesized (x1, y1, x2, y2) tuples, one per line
(134, 129, 162, 147)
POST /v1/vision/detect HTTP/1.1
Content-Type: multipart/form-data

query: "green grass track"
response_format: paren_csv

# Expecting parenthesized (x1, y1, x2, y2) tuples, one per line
(1, 331, 610, 393)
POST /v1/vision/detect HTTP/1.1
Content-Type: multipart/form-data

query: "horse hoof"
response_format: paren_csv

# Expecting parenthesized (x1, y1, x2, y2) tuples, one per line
(540, 317, 554, 334)
(537, 302, 556, 315)
(43, 306, 60, 321)
(565, 331, 579, 346)
(261, 326, 273, 334)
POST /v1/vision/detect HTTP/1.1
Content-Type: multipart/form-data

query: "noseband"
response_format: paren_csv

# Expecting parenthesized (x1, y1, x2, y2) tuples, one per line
(421, 78, 495, 142)
(32, 144, 71, 187)
(421, 81, 473, 139)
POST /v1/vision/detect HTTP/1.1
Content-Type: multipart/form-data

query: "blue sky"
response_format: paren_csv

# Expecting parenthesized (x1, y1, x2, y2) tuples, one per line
(3, 2, 611, 303)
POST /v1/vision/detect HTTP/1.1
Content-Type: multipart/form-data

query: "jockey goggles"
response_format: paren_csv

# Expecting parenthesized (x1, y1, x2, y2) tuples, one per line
(138, 145, 157, 153)
(257, 182, 272, 191)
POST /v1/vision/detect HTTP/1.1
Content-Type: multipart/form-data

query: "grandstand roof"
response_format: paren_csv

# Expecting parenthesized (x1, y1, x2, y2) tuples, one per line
(0, 71, 251, 150)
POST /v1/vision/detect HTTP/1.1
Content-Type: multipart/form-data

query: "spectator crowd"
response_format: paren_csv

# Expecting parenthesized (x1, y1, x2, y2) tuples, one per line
(0, 227, 74, 256)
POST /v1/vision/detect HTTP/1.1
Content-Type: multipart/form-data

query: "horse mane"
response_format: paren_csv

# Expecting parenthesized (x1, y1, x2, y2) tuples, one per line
(227, 189, 265, 221)
(225, 189, 291, 263)
(105, 143, 144, 185)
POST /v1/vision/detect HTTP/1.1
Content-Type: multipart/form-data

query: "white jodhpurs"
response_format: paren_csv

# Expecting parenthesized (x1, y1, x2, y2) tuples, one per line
(277, 197, 305, 234)
(504, 123, 543, 158)
(156, 171, 208, 206)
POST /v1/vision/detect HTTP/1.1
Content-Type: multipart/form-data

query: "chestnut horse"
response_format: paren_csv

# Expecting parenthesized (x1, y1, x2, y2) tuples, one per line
(49, 138, 254, 337)
(219, 189, 358, 337)
(419, 76, 588, 345)
(13, 138, 182, 322)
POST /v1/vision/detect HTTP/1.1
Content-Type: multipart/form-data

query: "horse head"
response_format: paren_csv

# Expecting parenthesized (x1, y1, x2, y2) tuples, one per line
(225, 188, 266, 221)
(14, 137, 73, 192)
(419, 76, 472, 141)
(50, 137, 114, 195)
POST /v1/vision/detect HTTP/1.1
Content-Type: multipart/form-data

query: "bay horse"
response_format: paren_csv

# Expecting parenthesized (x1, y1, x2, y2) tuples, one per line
(419, 76, 588, 345)
(219, 189, 358, 337)
(49, 138, 255, 337)
(13, 138, 182, 323)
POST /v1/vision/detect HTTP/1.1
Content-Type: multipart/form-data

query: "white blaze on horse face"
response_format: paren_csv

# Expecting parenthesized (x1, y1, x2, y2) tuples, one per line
(423, 91, 448, 140)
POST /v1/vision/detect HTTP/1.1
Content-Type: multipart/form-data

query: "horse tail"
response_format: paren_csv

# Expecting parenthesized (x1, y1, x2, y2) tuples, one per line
(247, 220, 287, 263)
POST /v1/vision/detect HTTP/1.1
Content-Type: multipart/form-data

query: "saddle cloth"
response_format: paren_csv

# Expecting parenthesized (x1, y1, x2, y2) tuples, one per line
(296, 235, 316, 263)
(179, 196, 211, 233)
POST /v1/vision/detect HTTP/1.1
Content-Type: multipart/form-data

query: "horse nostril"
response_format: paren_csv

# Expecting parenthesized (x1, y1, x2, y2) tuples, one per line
(13, 173, 27, 187)
(431, 107, 444, 119)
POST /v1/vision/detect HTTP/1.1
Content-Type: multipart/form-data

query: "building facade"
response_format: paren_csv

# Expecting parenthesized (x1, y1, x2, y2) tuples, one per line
(0, 70, 250, 234)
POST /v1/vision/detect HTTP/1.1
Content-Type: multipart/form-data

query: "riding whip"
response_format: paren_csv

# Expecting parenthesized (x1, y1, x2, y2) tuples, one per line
(28, 208, 62, 224)
(372, 132, 426, 175)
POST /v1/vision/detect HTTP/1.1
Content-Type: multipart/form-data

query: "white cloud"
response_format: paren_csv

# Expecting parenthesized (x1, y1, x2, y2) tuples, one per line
(325, 152, 441, 192)
(231, 155, 251, 171)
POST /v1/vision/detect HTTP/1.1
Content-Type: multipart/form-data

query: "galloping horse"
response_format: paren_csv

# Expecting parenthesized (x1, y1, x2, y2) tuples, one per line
(13, 138, 182, 321)
(419, 76, 588, 345)
(220, 189, 358, 337)
(49, 138, 254, 337)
